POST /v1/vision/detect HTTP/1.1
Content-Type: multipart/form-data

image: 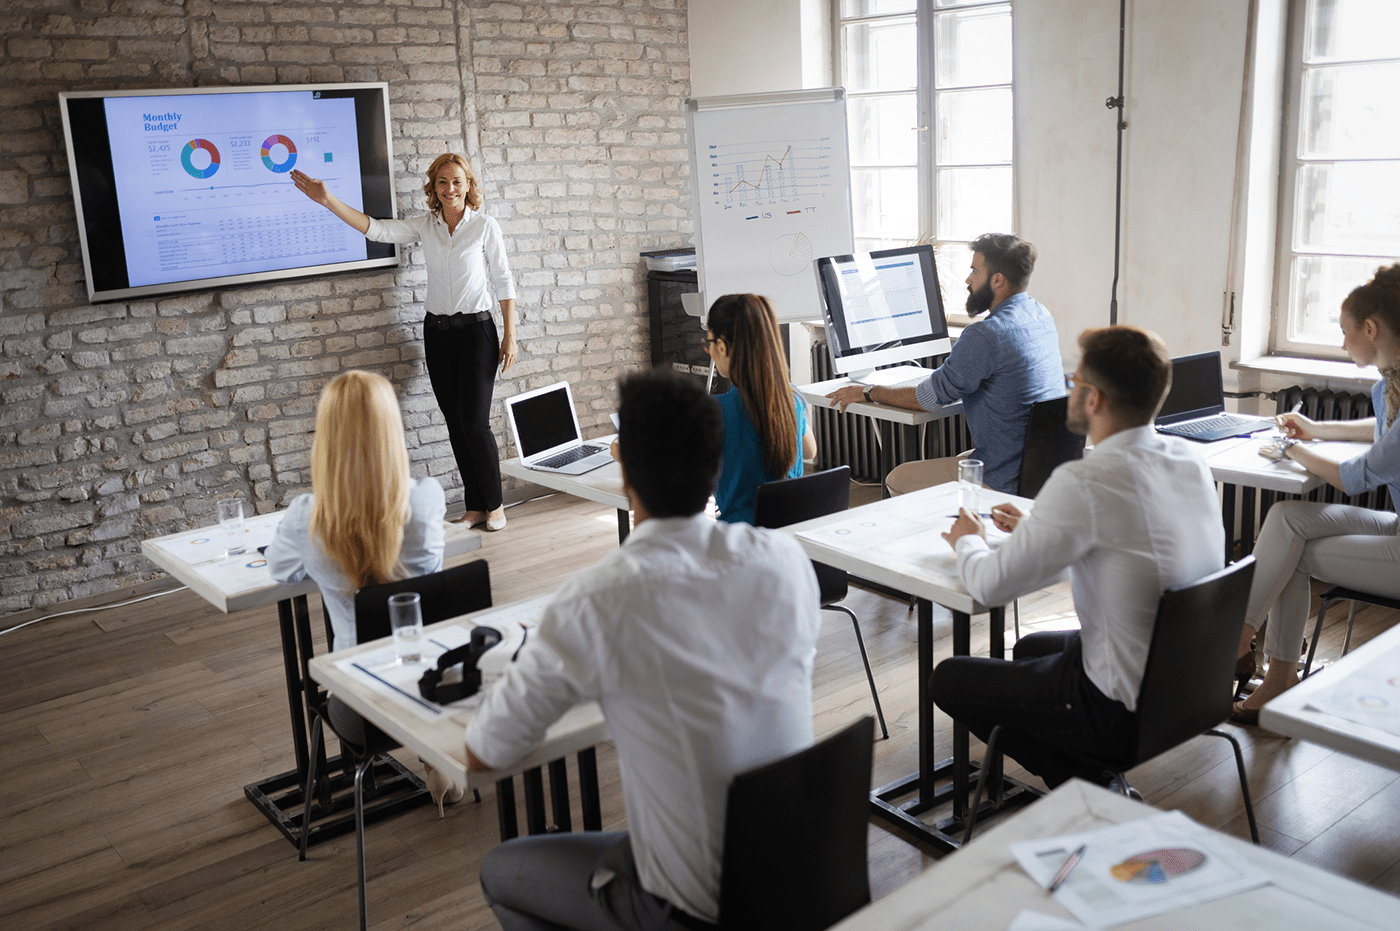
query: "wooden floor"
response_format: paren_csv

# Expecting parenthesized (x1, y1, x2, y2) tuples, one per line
(3, 486, 1399, 930)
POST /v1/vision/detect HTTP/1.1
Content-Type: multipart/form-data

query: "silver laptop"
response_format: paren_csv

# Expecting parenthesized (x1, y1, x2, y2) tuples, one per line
(505, 381, 615, 474)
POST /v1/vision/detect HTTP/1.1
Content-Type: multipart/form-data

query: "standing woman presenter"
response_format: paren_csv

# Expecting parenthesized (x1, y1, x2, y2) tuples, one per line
(291, 154, 516, 531)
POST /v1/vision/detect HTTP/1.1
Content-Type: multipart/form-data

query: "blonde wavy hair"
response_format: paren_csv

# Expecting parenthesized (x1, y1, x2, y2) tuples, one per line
(309, 371, 412, 593)
(422, 153, 482, 214)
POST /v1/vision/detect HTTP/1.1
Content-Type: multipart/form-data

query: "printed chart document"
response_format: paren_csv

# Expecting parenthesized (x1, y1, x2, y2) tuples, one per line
(796, 490, 1014, 563)
(1009, 810, 1268, 927)
(1303, 638, 1400, 737)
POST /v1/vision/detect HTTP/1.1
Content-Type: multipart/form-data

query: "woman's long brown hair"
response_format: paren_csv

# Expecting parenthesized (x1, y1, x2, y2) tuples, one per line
(707, 293, 798, 477)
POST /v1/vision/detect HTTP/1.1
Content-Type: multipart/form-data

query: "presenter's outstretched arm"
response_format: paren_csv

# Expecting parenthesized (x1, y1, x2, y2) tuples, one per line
(290, 169, 371, 235)
(499, 298, 517, 373)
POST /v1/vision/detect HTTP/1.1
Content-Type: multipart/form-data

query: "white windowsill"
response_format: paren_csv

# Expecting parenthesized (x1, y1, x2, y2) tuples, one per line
(1232, 355, 1379, 389)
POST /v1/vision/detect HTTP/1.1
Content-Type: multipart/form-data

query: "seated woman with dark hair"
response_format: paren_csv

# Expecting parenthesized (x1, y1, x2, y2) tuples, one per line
(703, 293, 817, 525)
(1231, 263, 1400, 724)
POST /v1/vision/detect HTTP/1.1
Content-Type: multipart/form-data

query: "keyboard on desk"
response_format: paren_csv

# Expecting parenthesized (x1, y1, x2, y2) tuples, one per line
(1157, 414, 1272, 442)
(536, 444, 606, 469)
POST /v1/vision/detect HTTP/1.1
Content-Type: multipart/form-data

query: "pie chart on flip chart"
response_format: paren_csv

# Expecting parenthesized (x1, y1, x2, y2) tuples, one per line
(261, 134, 298, 173)
(180, 138, 221, 179)
(769, 231, 813, 276)
(1109, 848, 1206, 884)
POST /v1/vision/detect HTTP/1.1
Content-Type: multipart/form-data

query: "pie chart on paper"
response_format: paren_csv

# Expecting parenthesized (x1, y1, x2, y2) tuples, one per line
(1109, 848, 1206, 884)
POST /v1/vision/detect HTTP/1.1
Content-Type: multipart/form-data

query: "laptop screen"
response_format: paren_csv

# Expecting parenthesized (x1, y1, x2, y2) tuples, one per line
(1156, 351, 1226, 425)
(510, 386, 579, 457)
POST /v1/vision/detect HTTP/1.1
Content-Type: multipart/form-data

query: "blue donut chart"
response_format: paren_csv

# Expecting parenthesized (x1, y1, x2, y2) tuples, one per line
(180, 138, 221, 179)
(260, 134, 297, 173)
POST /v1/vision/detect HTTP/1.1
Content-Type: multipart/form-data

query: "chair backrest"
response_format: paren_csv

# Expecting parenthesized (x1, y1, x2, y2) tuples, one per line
(718, 716, 874, 931)
(1134, 556, 1255, 763)
(353, 559, 492, 645)
(753, 466, 850, 606)
(1016, 396, 1086, 499)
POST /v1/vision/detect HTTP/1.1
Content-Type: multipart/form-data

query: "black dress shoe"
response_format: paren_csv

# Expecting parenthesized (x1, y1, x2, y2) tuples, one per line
(1229, 701, 1259, 726)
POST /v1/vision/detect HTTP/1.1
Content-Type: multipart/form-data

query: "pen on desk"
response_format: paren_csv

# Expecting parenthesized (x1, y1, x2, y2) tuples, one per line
(945, 512, 995, 519)
(1047, 843, 1087, 893)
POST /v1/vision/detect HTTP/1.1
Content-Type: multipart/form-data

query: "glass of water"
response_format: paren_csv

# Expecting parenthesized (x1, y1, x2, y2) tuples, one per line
(957, 459, 984, 515)
(388, 592, 423, 665)
(216, 497, 245, 559)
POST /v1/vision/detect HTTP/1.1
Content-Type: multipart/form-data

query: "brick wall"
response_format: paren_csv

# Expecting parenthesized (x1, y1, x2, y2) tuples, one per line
(0, 0, 692, 613)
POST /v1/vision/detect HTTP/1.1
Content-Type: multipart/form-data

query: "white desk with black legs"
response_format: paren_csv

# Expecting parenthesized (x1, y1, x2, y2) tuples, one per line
(782, 480, 1038, 852)
(501, 457, 631, 543)
(141, 513, 481, 847)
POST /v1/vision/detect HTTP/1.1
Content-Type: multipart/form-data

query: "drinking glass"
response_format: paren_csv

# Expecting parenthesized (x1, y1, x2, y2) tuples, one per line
(389, 592, 424, 665)
(957, 459, 984, 515)
(216, 498, 245, 559)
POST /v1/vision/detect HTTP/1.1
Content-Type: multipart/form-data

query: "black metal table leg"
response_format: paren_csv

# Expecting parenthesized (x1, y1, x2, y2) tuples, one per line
(616, 508, 630, 544)
(497, 776, 518, 840)
(1221, 482, 1237, 560)
(548, 758, 572, 832)
(523, 767, 547, 835)
(578, 748, 602, 831)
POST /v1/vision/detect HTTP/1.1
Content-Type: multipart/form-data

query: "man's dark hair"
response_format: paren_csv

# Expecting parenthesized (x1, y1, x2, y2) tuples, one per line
(617, 371, 723, 518)
(970, 233, 1037, 291)
(1078, 326, 1173, 424)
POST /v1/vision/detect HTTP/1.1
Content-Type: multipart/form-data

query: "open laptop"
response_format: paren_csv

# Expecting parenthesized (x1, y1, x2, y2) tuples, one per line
(504, 381, 615, 474)
(1155, 351, 1273, 442)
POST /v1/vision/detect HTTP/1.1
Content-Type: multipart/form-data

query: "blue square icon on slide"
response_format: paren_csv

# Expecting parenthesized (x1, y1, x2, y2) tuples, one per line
(325, 152, 333, 162)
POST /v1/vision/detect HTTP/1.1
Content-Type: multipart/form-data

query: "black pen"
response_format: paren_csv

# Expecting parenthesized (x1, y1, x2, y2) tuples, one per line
(1047, 843, 1087, 893)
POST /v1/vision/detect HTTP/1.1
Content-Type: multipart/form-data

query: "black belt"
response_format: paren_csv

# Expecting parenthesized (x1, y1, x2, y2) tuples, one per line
(668, 908, 718, 931)
(424, 311, 491, 330)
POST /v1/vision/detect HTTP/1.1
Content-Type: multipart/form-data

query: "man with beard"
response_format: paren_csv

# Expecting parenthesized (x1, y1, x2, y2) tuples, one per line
(931, 326, 1222, 788)
(827, 233, 1063, 493)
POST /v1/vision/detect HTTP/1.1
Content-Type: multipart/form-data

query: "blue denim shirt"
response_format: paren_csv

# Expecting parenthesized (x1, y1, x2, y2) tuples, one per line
(914, 291, 1064, 492)
(1339, 378, 1400, 506)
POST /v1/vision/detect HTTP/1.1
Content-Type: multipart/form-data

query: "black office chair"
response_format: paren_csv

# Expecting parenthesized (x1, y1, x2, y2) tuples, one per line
(1303, 585, 1400, 679)
(963, 557, 1261, 845)
(718, 716, 874, 931)
(754, 466, 888, 739)
(299, 559, 492, 931)
(1010, 395, 1086, 639)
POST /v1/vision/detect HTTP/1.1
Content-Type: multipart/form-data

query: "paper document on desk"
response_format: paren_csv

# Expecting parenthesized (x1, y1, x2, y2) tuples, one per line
(1302, 639, 1400, 737)
(796, 514, 926, 553)
(338, 626, 477, 721)
(1009, 810, 1268, 927)
(149, 510, 284, 567)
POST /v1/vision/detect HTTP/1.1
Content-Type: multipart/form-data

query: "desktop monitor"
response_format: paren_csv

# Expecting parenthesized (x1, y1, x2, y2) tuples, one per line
(814, 244, 951, 386)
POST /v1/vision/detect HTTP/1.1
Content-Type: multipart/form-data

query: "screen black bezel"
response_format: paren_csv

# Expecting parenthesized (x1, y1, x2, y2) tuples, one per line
(816, 244, 949, 361)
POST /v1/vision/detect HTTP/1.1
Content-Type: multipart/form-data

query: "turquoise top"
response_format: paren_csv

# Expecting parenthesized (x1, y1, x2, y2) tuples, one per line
(715, 386, 808, 525)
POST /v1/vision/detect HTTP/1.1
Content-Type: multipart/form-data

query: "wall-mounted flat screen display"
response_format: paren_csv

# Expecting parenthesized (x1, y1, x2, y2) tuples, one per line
(60, 83, 400, 303)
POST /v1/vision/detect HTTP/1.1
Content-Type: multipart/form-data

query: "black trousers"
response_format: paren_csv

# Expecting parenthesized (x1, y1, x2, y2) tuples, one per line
(424, 316, 502, 512)
(930, 630, 1137, 788)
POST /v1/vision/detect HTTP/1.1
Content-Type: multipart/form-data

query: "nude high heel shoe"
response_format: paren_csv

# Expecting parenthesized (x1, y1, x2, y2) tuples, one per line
(423, 764, 464, 819)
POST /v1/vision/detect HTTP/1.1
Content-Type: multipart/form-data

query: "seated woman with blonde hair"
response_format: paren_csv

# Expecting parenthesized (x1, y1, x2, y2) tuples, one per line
(1231, 264, 1400, 724)
(703, 293, 817, 525)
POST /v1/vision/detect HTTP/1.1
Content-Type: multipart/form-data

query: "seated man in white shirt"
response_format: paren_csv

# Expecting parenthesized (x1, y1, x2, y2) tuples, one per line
(936, 326, 1224, 788)
(470, 371, 822, 931)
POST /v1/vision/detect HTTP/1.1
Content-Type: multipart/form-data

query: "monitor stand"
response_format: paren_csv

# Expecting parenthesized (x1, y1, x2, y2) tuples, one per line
(849, 364, 929, 388)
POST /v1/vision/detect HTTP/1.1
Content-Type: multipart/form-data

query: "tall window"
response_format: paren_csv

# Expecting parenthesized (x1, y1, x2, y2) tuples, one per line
(1275, 0, 1400, 357)
(837, 0, 1014, 314)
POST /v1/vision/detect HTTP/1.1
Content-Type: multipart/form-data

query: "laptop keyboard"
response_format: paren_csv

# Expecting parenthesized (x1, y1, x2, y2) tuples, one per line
(537, 444, 605, 469)
(1160, 414, 1268, 441)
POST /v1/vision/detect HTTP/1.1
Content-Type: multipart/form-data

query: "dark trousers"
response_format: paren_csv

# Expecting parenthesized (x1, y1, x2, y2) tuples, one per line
(480, 832, 715, 931)
(930, 630, 1137, 788)
(424, 317, 502, 512)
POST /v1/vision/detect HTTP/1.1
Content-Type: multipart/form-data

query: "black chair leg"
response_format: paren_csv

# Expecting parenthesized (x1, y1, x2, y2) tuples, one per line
(1207, 728, 1260, 844)
(828, 604, 888, 740)
(354, 753, 373, 931)
(962, 725, 1003, 846)
(1304, 597, 1336, 679)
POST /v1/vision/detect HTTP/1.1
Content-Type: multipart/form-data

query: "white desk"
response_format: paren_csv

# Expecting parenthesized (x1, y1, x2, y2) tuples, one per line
(501, 457, 631, 543)
(141, 514, 481, 846)
(832, 779, 1400, 931)
(310, 599, 610, 838)
(798, 375, 964, 427)
(783, 480, 1037, 852)
(1262, 621, 1400, 772)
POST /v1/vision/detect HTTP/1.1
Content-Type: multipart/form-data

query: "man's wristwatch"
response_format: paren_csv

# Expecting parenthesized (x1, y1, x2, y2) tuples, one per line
(862, 385, 873, 403)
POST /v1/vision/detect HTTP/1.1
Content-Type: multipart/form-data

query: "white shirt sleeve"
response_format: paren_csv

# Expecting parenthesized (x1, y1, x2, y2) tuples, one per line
(363, 215, 429, 245)
(480, 215, 517, 303)
(954, 467, 1091, 606)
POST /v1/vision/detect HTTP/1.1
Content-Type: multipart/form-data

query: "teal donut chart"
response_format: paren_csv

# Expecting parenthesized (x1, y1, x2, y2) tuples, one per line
(260, 134, 297, 173)
(180, 138, 221, 179)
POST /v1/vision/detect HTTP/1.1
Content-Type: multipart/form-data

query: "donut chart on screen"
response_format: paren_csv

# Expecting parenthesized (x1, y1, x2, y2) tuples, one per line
(260, 134, 298, 172)
(180, 138, 221, 179)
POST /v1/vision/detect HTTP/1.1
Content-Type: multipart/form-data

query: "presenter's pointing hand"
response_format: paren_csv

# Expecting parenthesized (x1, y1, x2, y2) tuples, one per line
(290, 170, 330, 206)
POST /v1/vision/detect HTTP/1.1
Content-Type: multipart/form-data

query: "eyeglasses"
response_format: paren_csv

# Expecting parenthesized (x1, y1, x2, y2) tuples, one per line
(701, 337, 720, 352)
(1064, 372, 1095, 391)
